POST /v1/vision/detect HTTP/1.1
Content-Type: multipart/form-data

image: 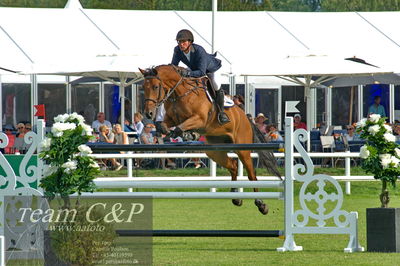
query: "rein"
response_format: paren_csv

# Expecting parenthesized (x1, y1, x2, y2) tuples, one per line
(143, 75, 183, 109)
(143, 70, 206, 108)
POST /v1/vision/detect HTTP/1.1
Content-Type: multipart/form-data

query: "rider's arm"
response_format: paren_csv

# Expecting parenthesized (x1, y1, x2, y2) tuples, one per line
(171, 46, 181, 66)
(187, 45, 208, 77)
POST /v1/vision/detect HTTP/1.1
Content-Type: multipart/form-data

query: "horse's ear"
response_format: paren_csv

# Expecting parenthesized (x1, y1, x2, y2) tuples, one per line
(151, 68, 158, 76)
(139, 68, 146, 75)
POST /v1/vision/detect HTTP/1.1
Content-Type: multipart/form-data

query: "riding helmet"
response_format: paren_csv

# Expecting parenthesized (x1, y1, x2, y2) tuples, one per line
(176, 29, 194, 42)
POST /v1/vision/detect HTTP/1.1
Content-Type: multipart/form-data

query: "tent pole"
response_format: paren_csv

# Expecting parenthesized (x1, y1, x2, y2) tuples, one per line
(305, 76, 313, 130)
(212, 0, 217, 54)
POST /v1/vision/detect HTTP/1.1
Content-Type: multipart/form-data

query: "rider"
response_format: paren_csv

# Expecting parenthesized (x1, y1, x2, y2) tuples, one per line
(171, 29, 230, 125)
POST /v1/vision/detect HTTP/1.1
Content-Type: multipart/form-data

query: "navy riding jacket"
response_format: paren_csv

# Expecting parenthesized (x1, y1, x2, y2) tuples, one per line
(171, 43, 222, 78)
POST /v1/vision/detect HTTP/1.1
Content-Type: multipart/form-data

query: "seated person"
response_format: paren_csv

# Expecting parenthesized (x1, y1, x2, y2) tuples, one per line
(98, 125, 122, 171)
(255, 113, 268, 134)
(99, 125, 114, 143)
(113, 124, 128, 145)
(4, 125, 15, 154)
(344, 125, 360, 141)
(294, 114, 307, 130)
(140, 123, 157, 144)
(92, 112, 112, 133)
(133, 112, 145, 135)
(264, 124, 283, 142)
(123, 119, 135, 132)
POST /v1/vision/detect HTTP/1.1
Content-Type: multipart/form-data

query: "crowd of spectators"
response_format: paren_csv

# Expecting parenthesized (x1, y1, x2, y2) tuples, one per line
(7, 94, 400, 170)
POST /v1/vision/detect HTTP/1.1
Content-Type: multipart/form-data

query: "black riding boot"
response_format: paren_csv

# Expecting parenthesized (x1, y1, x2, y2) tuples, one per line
(216, 90, 230, 125)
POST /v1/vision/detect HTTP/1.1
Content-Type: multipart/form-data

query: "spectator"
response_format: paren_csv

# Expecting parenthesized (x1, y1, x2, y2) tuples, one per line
(255, 113, 268, 134)
(265, 124, 283, 142)
(113, 124, 128, 145)
(99, 125, 114, 143)
(92, 112, 112, 133)
(344, 125, 360, 141)
(233, 94, 245, 110)
(98, 125, 122, 171)
(24, 123, 32, 133)
(294, 114, 307, 130)
(15, 123, 25, 138)
(133, 112, 145, 135)
(368, 96, 386, 118)
(4, 125, 15, 154)
(123, 119, 135, 132)
(140, 123, 157, 144)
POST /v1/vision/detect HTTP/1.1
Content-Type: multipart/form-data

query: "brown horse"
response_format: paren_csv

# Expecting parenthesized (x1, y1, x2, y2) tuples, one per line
(139, 65, 280, 215)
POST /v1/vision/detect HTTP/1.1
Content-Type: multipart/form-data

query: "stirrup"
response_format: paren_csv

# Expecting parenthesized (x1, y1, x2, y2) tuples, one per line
(218, 112, 230, 125)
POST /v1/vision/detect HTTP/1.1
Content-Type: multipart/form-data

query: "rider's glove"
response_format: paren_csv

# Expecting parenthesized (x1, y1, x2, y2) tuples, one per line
(180, 69, 191, 77)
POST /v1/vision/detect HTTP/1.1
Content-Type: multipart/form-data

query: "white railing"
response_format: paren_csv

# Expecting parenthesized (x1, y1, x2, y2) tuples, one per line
(91, 151, 371, 195)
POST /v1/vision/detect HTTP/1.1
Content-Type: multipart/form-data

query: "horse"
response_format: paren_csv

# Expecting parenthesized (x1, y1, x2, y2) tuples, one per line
(139, 65, 281, 215)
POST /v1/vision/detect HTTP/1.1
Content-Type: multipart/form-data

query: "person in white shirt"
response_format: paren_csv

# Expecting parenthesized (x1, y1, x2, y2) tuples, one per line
(92, 112, 112, 133)
(133, 112, 144, 135)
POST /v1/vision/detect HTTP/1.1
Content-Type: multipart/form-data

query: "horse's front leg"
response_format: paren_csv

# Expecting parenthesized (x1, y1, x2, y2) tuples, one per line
(170, 115, 206, 138)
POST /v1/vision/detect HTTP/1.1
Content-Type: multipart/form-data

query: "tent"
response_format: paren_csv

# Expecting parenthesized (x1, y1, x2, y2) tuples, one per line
(236, 54, 395, 128)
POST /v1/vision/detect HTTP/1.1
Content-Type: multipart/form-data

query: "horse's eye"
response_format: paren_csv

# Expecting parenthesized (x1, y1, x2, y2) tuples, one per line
(153, 85, 159, 90)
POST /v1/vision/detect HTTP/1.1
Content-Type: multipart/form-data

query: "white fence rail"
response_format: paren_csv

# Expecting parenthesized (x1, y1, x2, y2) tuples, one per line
(91, 151, 371, 195)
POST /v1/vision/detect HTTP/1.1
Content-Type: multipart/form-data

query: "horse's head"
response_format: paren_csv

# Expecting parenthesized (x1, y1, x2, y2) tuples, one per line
(140, 65, 183, 120)
(139, 67, 166, 120)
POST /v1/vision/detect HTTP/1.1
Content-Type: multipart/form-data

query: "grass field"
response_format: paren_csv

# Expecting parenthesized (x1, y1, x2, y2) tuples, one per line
(98, 167, 400, 265)
(8, 167, 400, 265)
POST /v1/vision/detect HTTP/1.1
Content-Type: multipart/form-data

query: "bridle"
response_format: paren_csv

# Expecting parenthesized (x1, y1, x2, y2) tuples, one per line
(143, 74, 183, 110)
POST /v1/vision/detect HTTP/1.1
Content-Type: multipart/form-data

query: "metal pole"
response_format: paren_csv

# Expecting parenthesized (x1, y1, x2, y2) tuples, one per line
(345, 150, 351, 195)
(127, 151, 133, 192)
(238, 161, 244, 192)
(212, 0, 217, 54)
(210, 160, 217, 192)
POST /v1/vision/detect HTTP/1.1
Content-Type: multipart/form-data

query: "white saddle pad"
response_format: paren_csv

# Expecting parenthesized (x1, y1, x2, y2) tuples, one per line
(205, 91, 235, 108)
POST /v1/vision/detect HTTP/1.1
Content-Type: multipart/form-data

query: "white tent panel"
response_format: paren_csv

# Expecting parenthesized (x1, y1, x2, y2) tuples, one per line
(177, 11, 309, 74)
(271, 12, 400, 69)
(0, 8, 117, 65)
(83, 9, 194, 68)
(0, 23, 33, 71)
(356, 12, 400, 70)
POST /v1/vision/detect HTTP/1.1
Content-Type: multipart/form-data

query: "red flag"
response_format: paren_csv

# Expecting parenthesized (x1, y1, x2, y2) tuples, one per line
(34, 104, 46, 121)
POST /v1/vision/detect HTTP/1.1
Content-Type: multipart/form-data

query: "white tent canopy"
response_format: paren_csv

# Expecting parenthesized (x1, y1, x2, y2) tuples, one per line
(2, 8, 400, 75)
(236, 54, 395, 128)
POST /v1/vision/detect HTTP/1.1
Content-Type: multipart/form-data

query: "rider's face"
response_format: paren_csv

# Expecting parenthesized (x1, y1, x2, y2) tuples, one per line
(178, 40, 191, 52)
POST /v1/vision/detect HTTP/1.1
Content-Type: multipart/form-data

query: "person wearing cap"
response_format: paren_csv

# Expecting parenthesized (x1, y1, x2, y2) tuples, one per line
(255, 113, 268, 134)
(171, 29, 230, 125)
(294, 114, 307, 130)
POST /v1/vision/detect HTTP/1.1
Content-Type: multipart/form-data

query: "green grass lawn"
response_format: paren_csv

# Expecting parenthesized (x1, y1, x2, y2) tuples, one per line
(8, 167, 400, 265)
(95, 167, 400, 265)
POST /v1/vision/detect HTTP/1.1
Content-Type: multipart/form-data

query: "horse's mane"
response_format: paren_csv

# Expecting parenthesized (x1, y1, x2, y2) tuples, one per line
(142, 64, 184, 77)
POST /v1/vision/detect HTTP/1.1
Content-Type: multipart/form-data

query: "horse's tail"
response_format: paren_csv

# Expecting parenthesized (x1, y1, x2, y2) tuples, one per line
(248, 118, 282, 179)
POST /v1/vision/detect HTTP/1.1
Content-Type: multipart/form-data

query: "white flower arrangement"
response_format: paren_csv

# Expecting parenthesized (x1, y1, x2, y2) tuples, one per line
(40, 137, 52, 151)
(360, 145, 370, 159)
(39, 113, 99, 199)
(78, 144, 93, 156)
(62, 159, 78, 174)
(356, 114, 400, 207)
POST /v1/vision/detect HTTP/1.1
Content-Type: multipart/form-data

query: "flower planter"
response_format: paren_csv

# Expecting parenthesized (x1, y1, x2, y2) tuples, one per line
(367, 208, 400, 252)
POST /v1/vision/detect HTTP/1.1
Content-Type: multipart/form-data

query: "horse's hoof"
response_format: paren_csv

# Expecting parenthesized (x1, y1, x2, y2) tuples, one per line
(232, 199, 243, 206)
(255, 199, 268, 215)
(257, 203, 269, 215)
